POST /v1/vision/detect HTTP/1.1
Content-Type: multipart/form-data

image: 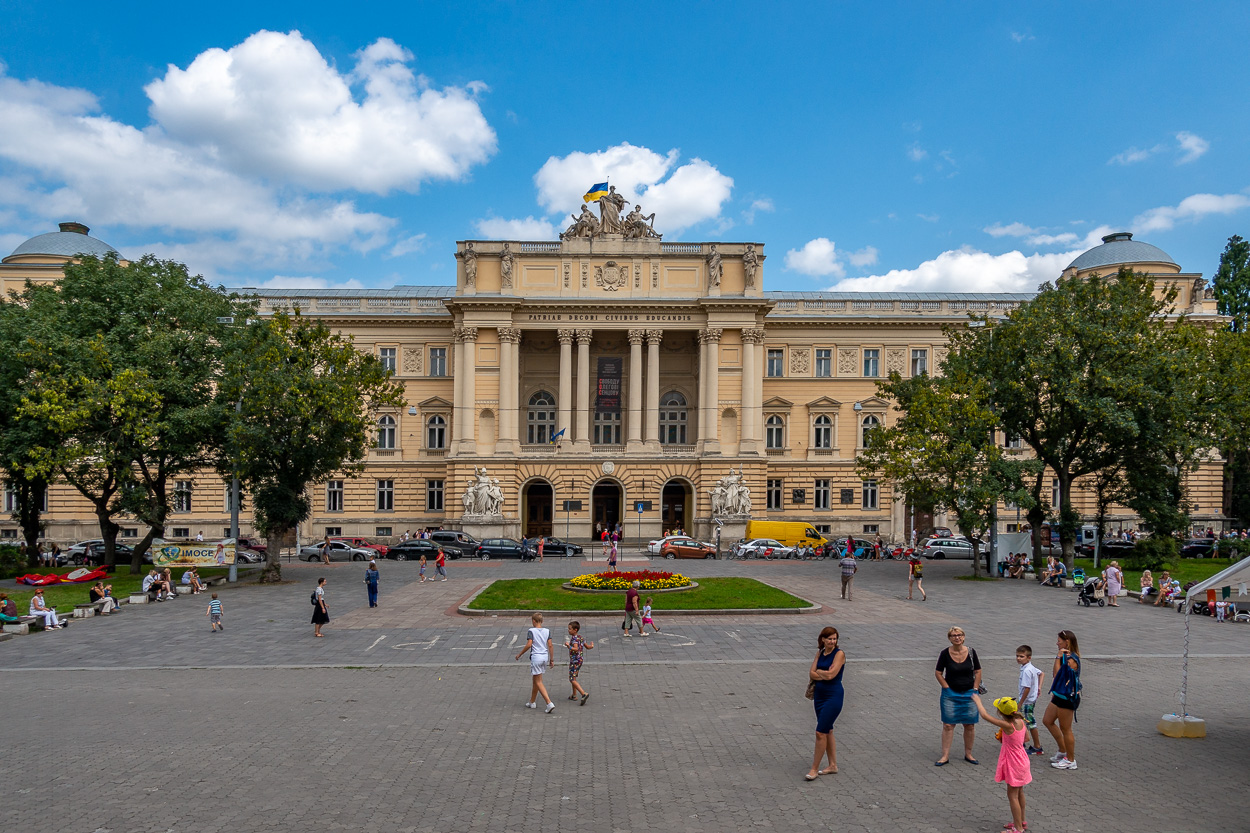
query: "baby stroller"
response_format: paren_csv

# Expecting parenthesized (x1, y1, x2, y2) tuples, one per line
(1078, 574, 1106, 607)
(1071, 568, 1086, 591)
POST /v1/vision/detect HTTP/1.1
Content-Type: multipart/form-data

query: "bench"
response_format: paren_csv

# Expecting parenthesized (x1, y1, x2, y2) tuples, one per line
(73, 600, 108, 618)
(3, 614, 46, 635)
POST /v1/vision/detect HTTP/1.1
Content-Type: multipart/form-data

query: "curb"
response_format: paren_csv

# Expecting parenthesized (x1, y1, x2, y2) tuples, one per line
(457, 579, 822, 617)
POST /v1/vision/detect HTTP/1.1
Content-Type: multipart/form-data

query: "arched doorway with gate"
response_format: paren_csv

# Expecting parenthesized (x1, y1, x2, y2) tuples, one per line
(591, 479, 623, 540)
(523, 479, 554, 538)
(661, 479, 692, 535)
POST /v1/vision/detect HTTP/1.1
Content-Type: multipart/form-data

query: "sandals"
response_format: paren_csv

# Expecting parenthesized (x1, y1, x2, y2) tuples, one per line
(964, 756, 979, 765)
(803, 772, 820, 781)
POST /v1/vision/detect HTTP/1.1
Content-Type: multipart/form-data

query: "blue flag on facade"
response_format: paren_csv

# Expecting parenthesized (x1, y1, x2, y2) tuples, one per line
(549, 427, 567, 444)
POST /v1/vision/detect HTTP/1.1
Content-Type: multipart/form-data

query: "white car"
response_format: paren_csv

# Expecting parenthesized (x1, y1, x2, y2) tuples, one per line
(734, 538, 795, 558)
(648, 535, 696, 555)
(919, 537, 975, 559)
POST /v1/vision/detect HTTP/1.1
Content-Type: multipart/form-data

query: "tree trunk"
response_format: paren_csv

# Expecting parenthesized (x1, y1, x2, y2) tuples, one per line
(1057, 470, 1078, 571)
(956, 520, 982, 577)
(96, 503, 121, 571)
(132, 482, 168, 575)
(1027, 472, 1046, 571)
(15, 475, 47, 558)
(261, 526, 285, 583)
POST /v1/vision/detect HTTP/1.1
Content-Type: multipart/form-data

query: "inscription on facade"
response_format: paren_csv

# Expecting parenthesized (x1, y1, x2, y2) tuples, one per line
(525, 313, 694, 322)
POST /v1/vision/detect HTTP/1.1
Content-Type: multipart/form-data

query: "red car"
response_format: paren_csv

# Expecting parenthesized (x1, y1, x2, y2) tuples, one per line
(330, 536, 389, 557)
(661, 538, 715, 559)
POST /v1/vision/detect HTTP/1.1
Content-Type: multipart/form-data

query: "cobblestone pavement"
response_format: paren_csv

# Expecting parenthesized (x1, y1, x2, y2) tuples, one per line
(2, 557, 1246, 831)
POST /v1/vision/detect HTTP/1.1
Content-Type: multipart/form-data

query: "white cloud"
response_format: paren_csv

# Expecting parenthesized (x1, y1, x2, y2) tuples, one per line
(251, 275, 366, 290)
(1132, 192, 1250, 233)
(474, 216, 558, 240)
(532, 143, 733, 232)
(985, 221, 1113, 250)
(829, 246, 1083, 293)
(1010, 31, 1035, 42)
(784, 238, 845, 278)
(742, 197, 774, 224)
(388, 233, 427, 257)
(1175, 131, 1209, 164)
(1109, 144, 1163, 165)
(847, 246, 879, 267)
(145, 31, 496, 194)
(984, 222, 1038, 238)
(917, 213, 940, 223)
(907, 144, 928, 162)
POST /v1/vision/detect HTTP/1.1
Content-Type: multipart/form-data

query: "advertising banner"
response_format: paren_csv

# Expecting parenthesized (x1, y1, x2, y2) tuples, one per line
(151, 540, 236, 567)
(596, 357, 622, 413)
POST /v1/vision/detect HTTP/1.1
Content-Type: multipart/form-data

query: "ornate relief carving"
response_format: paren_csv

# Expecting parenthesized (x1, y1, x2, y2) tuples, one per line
(458, 326, 478, 343)
(580, 261, 588, 288)
(402, 345, 423, 375)
(790, 348, 811, 375)
(701, 327, 723, 344)
(627, 329, 645, 346)
(837, 348, 858, 375)
(594, 260, 626, 291)
(574, 329, 593, 346)
(932, 346, 948, 371)
(634, 262, 641, 288)
(498, 328, 522, 344)
(886, 348, 906, 375)
(651, 262, 659, 288)
(645, 329, 663, 345)
(557, 329, 576, 346)
(563, 262, 570, 288)
(742, 328, 767, 344)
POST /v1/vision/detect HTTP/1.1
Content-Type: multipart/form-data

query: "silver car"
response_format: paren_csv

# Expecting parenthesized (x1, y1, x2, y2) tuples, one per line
(299, 540, 376, 562)
(734, 538, 794, 558)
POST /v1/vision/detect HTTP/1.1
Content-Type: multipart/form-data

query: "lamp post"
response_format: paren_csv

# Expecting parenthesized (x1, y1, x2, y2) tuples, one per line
(228, 398, 241, 583)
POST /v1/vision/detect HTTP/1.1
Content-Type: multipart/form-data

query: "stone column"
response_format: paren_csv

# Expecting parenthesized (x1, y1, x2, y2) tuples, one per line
(574, 329, 593, 450)
(626, 329, 645, 452)
(741, 328, 766, 454)
(645, 329, 663, 450)
(699, 328, 722, 454)
(557, 329, 574, 447)
(456, 326, 478, 454)
(498, 327, 521, 454)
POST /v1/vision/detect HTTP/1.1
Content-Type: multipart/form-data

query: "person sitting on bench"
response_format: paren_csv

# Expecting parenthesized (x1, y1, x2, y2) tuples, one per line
(142, 569, 174, 601)
(0, 592, 20, 630)
(181, 568, 206, 594)
(29, 588, 63, 629)
(89, 581, 119, 614)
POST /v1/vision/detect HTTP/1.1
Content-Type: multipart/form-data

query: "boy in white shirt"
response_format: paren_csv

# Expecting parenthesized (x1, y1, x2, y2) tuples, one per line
(1016, 645, 1045, 755)
(515, 612, 556, 713)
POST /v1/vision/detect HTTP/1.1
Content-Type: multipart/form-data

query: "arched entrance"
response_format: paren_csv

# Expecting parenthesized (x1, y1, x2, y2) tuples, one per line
(523, 480, 553, 538)
(591, 479, 623, 539)
(661, 479, 692, 534)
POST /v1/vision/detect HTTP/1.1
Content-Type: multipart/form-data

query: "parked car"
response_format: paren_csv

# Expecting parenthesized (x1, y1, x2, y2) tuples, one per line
(235, 536, 268, 555)
(387, 539, 443, 561)
(233, 547, 265, 564)
(917, 526, 953, 540)
(83, 542, 139, 566)
(919, 537, 975, 559)
(429, 531, 480, 559)
(835, 537, 880, 557)
(330, 536, 389, 557)
(648, 534, 693, 555)
(1180, 539, 1216, 558)
(1075, 540, 1137, 558)
(524, 536, 583, 558)
(298, 540, 376, 562)
(661, 538, 716, 559)
(475, 538, 527, 559)
(734, 538, 794, 558)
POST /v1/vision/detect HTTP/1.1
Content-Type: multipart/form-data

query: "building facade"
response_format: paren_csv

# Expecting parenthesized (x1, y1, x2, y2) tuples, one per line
(0, 221, 1228, 545)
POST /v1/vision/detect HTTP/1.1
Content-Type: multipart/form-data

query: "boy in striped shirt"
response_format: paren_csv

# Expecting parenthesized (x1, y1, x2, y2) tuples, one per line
(207, 593, 224, 632)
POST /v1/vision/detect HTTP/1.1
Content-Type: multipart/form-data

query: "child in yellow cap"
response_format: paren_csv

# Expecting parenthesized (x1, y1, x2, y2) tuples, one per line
(972, 693, 1031, 833)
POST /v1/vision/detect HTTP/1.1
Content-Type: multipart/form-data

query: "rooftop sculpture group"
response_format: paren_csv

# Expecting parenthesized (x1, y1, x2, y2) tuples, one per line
(563, 186, 662, 240)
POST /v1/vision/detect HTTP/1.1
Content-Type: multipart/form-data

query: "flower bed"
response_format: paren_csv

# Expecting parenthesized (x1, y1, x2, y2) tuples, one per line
(568, 569, 692, 590)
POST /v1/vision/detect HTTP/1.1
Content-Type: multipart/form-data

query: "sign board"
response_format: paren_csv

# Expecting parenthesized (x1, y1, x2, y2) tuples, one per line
(151, 540, 236, 567)
(562, 500, 583, 511)
(791, 488, 806, 505)
(635, 501, 653, 513)
(595, 357, 622, 413)
(840, 488, 856, 505)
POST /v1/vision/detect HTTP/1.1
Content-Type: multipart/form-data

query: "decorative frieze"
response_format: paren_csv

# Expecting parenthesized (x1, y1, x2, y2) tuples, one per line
(790, 348, 811, 375)
(837, 348, 858, 375)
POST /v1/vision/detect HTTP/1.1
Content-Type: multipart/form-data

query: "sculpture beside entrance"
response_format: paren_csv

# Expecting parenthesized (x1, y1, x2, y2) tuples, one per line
(709, 467, 751, 517)
(461, 466, 504, 518)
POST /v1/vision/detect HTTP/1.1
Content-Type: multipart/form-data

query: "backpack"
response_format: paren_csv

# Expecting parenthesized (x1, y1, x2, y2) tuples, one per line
(310, 591, 318, 606)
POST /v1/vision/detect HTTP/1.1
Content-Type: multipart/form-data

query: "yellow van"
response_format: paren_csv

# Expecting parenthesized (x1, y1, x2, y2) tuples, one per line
(743, 521, 828, 549)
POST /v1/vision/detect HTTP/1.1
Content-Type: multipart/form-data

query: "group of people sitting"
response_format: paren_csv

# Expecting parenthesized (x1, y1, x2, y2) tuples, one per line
(998, 552, 1034, 579)
(89, 581, 121, 614)
(1038, 556, 1069, 586)
(1138, 569, 1182, 607)
(142, 568, 179, 601)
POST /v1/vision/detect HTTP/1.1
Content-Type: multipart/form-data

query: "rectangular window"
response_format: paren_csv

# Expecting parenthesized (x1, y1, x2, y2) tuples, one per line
(814, 479, 831, 510)
(376, 480, 394, 512)
(378, 347, 397, 373)
(767, 479, 783, 510)
(429, 347, 447, 377)
(815, 524, 832, 536)
(326, 480, 344, 513)
(863, 349, 880, 377)
(911, 349, 928, 376)
(1051, 478, 1060, 508)
(594, 411, 621, 444)
(862, 479, 879, 510)
(324, 526, 342, 537)
(766, 348, 784, 377)
(172, 527, 190, 539)
(173, 480, 193, 513)
(223, 481, 245, 513)
(815, 348, 832, 377)
(863, 524, 879, 534)
(427, 479, 445, 511)
(1004, 433, 1022, 449)
(2, 486, 14, 513)
(122, 528, 138, 538)
(1006, 523, 1020, 533)
(222, 527, 231, 537)
(375, 527, 392, 538)
(0, 529, 16, 538)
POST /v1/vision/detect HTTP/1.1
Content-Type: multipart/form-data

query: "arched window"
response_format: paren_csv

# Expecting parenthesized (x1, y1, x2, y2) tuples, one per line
(527, 391, 557, 444)
(376, 415, 396, 449)
(426, 415, 446, 449)
(660, 391, 688, 444)
(765, 414, 785, 450)
(813, 414, 832, 449)
(861, 415, 881, 448)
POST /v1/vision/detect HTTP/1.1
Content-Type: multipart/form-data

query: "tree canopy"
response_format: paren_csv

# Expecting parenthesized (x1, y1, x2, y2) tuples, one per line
(1214, 234, 1250, 333)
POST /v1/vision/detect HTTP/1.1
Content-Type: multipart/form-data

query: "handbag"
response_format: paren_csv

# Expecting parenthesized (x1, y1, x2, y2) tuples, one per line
(805, 680, 816, 700)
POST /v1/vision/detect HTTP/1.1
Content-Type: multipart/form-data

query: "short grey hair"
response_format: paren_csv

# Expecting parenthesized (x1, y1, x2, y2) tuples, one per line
(632, 580, 641, 589)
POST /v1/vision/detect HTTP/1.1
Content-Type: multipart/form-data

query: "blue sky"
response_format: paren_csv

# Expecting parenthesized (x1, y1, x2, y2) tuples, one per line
(1, 1, 1247, 293)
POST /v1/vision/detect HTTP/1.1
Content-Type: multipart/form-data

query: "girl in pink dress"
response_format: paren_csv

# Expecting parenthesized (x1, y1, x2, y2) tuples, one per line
(972, 693, 1032, 832)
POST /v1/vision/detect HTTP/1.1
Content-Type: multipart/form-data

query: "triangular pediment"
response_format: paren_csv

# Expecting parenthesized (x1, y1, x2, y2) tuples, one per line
(805, 396, 843, 409)
(763, 396, 794, 409)
(857, 396, 890, 410)
(419, 396, 453, 410)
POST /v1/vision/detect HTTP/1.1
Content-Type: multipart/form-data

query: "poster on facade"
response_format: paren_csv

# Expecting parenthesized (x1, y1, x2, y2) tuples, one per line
(151, 540, 236, 567)
(596, 357, 622, 412)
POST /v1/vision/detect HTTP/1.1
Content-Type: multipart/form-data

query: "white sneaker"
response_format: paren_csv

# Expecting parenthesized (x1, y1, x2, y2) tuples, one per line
(525, 702, 536, 709)
(1051, 757, 1073, 769)
(545, 702, 556, 713)
(1050, 752, 1065, 763)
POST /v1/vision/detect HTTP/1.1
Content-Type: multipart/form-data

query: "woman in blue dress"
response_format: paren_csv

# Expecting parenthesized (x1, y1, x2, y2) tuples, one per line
(805, 626, 845, 780)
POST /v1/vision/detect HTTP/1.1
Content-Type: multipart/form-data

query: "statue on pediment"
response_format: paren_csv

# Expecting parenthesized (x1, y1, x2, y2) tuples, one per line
(563, 205, 598, 239)
(597, 186, 628, 234)
(622, 204, 661, 240)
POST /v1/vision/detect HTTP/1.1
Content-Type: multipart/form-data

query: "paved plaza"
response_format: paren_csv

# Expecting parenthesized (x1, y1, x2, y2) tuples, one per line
(3, 556, 1246, 832)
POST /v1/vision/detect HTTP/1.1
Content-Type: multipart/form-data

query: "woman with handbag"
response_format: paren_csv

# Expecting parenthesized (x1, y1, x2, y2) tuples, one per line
(934, 626, 982, 766)
(804, 626, 845, 780)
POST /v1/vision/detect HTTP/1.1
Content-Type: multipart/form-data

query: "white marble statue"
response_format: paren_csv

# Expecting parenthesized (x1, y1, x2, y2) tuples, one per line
(462, 466, 503, 516)
(709, 467, 751, 516)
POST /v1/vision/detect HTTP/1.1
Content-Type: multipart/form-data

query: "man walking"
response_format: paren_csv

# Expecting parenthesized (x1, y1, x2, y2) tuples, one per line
(840, 549, 858, 601)
(622, 579, 645, 637)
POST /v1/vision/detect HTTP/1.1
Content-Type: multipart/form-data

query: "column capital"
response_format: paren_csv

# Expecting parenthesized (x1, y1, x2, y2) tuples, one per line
(498, 327, 522, 344)
(742, 327, 767, 344)
(627, 329, 646, 346)
(457, 326, 478, 343)
(557, 328, 576, 345)
(700, 327, 723, 344)
(644, 328, 664, 345)
(575, 328, 594, 346)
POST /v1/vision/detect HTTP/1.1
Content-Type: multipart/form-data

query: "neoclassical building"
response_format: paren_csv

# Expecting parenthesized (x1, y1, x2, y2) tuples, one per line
(0, 221, 1228, 545)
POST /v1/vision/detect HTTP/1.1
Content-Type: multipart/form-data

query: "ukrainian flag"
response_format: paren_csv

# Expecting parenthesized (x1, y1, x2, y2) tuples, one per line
(583, 182, 609, 202)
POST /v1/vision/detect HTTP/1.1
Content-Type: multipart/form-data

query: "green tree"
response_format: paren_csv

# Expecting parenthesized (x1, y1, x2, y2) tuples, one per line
(1212, 328, 1250, 524)
(858, 367, 1037, 576)
(0, 300, 53, 555)
(1214, 235, 1250, 333)
(218, 311, 405, 582)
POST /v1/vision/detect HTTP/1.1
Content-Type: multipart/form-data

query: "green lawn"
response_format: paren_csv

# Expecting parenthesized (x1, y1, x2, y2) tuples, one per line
(1072, 558, 1235, 590)
(3, 567, 235, 613)
(467, 577, 811, 611)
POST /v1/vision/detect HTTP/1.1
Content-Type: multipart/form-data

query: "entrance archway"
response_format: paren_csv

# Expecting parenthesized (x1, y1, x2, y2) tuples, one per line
(591, 479, 623, 539)
(661, 479, 692, 535)
(523, 480, 553, 538)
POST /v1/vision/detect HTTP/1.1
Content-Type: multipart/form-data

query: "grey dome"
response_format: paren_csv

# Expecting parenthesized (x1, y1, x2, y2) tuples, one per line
(1067, 232, 1176, 272)
(8, 222, 119, 260)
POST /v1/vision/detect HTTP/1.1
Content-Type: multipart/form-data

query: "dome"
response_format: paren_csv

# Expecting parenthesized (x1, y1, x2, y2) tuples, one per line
(6, 222, 119, 261)
(1066, 232, 1176, 272)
